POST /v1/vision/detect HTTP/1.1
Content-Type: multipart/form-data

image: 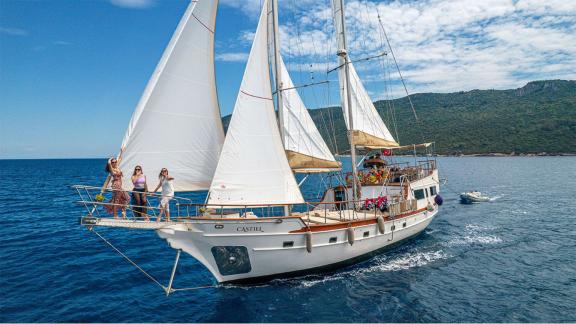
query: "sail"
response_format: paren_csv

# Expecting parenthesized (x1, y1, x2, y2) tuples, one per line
(118, 0, 224, 192)
(332, 0, 399, 148)
(208, 0, 304, 206)
(279, 56, 341, 172)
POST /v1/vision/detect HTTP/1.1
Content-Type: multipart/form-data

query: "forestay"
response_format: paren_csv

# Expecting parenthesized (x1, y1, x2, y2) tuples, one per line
(278, 56, 340, 172)
(118, 0, 224, 192)
(208, 0, 304, 206)
(332, 0, 399, 148)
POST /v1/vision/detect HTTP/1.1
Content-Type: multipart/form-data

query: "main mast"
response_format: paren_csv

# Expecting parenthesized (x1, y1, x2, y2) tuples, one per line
(271, 0, 290, 216)
(271, 0, 285, 143)
(336, 0, 359, 202)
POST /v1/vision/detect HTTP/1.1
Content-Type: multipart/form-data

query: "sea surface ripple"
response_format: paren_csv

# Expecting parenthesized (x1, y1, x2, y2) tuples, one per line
(0, 157, 575, 322)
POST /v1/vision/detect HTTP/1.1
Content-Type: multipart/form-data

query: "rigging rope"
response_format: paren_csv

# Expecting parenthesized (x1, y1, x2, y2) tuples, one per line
(90, 229, 218, 294)
(91, 229, 165, 289)
(376, 9, 419, 122)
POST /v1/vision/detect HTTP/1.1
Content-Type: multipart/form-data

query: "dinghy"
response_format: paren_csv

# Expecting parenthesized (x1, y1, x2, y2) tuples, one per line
(460, 191, 490, 204)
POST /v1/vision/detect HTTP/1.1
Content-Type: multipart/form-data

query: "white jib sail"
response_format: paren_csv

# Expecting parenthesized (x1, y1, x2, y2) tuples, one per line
(208, 0, 304, 206)
(332, 0, 398, 147)
(118, 0, 225, 192)
(279, 56, 340, 171)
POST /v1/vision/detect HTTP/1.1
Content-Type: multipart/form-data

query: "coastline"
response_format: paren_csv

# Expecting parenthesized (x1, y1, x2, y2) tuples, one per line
(335, 153, 576, 158)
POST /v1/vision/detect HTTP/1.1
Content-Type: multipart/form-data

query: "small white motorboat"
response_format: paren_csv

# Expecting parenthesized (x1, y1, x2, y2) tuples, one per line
(460, 191, 490, 204)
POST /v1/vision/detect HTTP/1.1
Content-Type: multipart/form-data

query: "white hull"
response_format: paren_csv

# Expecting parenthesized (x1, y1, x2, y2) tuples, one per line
(76, 165, 441, 284)
(156, 206, 438, 283)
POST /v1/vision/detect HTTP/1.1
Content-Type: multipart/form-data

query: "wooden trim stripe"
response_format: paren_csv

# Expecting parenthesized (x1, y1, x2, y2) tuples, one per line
(289, 207, 428, 233)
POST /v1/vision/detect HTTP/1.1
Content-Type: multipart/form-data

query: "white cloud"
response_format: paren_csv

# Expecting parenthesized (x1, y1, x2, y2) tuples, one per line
(216, 52, 249, 62)
(239, 30, 255, 43)
(220, 0, 263, 19)
(53, 40, 72, 46)
(110, 0, 154, 9)
(0, 27, 29, 36)
(218, 0, 575, 99)
(256, 0, 576, 97)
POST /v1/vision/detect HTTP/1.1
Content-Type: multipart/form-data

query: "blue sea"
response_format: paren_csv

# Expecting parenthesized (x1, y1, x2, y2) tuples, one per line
(1, 157, 575, 322)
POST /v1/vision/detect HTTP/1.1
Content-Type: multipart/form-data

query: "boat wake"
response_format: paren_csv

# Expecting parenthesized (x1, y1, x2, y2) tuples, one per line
(445, 223, 502, 246)
(275, 249, 451, 288)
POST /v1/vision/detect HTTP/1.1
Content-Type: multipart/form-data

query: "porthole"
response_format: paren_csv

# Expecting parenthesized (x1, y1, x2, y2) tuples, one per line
(363, 231, 370, 238)
(329, 237, 337, 243)
(283, 241, 294, 248)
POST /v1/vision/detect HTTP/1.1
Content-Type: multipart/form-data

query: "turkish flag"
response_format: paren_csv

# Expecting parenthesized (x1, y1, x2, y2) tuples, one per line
(383, 149, 392, 156)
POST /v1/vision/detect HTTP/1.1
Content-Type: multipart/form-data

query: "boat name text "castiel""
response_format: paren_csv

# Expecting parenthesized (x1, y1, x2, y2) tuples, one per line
(236, 226, 264, 232)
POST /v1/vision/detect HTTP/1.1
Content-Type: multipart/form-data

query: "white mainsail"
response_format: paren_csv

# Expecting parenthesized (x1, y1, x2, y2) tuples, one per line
(208, 0, 304, 206)
(332, 0, 399, 148)
(279, 56, 340, 172)
(118, 0, 224, 192)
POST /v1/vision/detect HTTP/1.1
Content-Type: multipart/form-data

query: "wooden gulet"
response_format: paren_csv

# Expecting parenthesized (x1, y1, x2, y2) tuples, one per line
(74, 0, 442, 293)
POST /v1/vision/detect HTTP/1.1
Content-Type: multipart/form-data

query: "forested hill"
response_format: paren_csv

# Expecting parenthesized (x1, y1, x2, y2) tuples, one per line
(222, 80, 576, 155)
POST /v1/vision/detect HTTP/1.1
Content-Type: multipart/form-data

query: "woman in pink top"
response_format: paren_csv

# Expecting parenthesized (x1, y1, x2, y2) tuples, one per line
(131, 165, 149, 220)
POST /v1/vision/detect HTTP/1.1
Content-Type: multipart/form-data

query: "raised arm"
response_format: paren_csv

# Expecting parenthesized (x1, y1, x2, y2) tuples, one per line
(153, 179, 162, 192)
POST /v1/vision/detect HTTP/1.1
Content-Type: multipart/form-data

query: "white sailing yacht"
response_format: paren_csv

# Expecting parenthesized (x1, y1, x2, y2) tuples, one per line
(74, 0, 441, 289)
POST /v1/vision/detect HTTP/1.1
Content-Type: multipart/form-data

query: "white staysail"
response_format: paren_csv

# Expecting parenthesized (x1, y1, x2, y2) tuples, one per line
(118, 0, 224, 192)
(332, 0, 398, 148)
(208, 0, 304, 206)
(279, 56, 340, 172)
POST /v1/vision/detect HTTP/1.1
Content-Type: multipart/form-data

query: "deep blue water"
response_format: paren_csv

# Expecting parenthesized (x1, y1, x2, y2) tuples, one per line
(1, 157, 575, 322)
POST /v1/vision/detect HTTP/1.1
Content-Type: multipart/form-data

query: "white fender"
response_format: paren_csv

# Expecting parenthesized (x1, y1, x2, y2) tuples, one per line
(377, 216, 385, 234)
(347, 227, 354, 245)
(305, 231, 312, 253)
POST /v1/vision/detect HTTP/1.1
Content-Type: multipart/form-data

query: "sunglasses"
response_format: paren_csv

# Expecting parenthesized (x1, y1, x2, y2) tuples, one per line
(135, 168, 142, 171)
(111, 161, 117, 164)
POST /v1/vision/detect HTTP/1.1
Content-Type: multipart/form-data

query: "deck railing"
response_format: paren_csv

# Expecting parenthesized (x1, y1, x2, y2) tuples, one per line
(344, 159, 436, 186)
(72, 185, 418, 224)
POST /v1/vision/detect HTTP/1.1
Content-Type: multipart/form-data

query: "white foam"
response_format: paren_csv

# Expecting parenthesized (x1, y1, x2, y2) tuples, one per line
(489, 195, 503, 201)
(372, 250, 449, 272)
(447, 223, 503, 246)
(448, 235, 502, 245)
(292, 249, 451, 288)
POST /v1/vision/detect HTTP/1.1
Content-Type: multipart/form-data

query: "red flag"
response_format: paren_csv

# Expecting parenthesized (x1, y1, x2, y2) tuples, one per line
(383, 149, 392, 156)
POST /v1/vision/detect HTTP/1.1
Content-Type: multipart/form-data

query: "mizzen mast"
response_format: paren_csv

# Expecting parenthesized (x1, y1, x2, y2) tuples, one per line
(334, 0, 359, 201)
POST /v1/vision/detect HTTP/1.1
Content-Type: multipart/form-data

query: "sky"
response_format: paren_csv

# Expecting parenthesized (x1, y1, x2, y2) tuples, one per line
(0, 0, 575, 159)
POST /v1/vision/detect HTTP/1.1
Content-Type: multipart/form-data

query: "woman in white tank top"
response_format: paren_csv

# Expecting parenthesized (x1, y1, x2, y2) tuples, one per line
(153, 168, 174, 222)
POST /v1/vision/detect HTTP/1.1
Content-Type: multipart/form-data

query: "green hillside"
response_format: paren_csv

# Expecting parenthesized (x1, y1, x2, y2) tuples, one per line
(223, 80, 576, 154)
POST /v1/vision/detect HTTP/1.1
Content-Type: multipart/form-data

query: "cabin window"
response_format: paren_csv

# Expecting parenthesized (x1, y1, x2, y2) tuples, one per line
(329, 237, 337, 243)
(283, 241, 294, 248)
(403, 222, 407, 228)
(425, 188, 429, 197)
(363, 231, 370, 238)
(429, 186, 437, 196)
(414, 189, 425, 200)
